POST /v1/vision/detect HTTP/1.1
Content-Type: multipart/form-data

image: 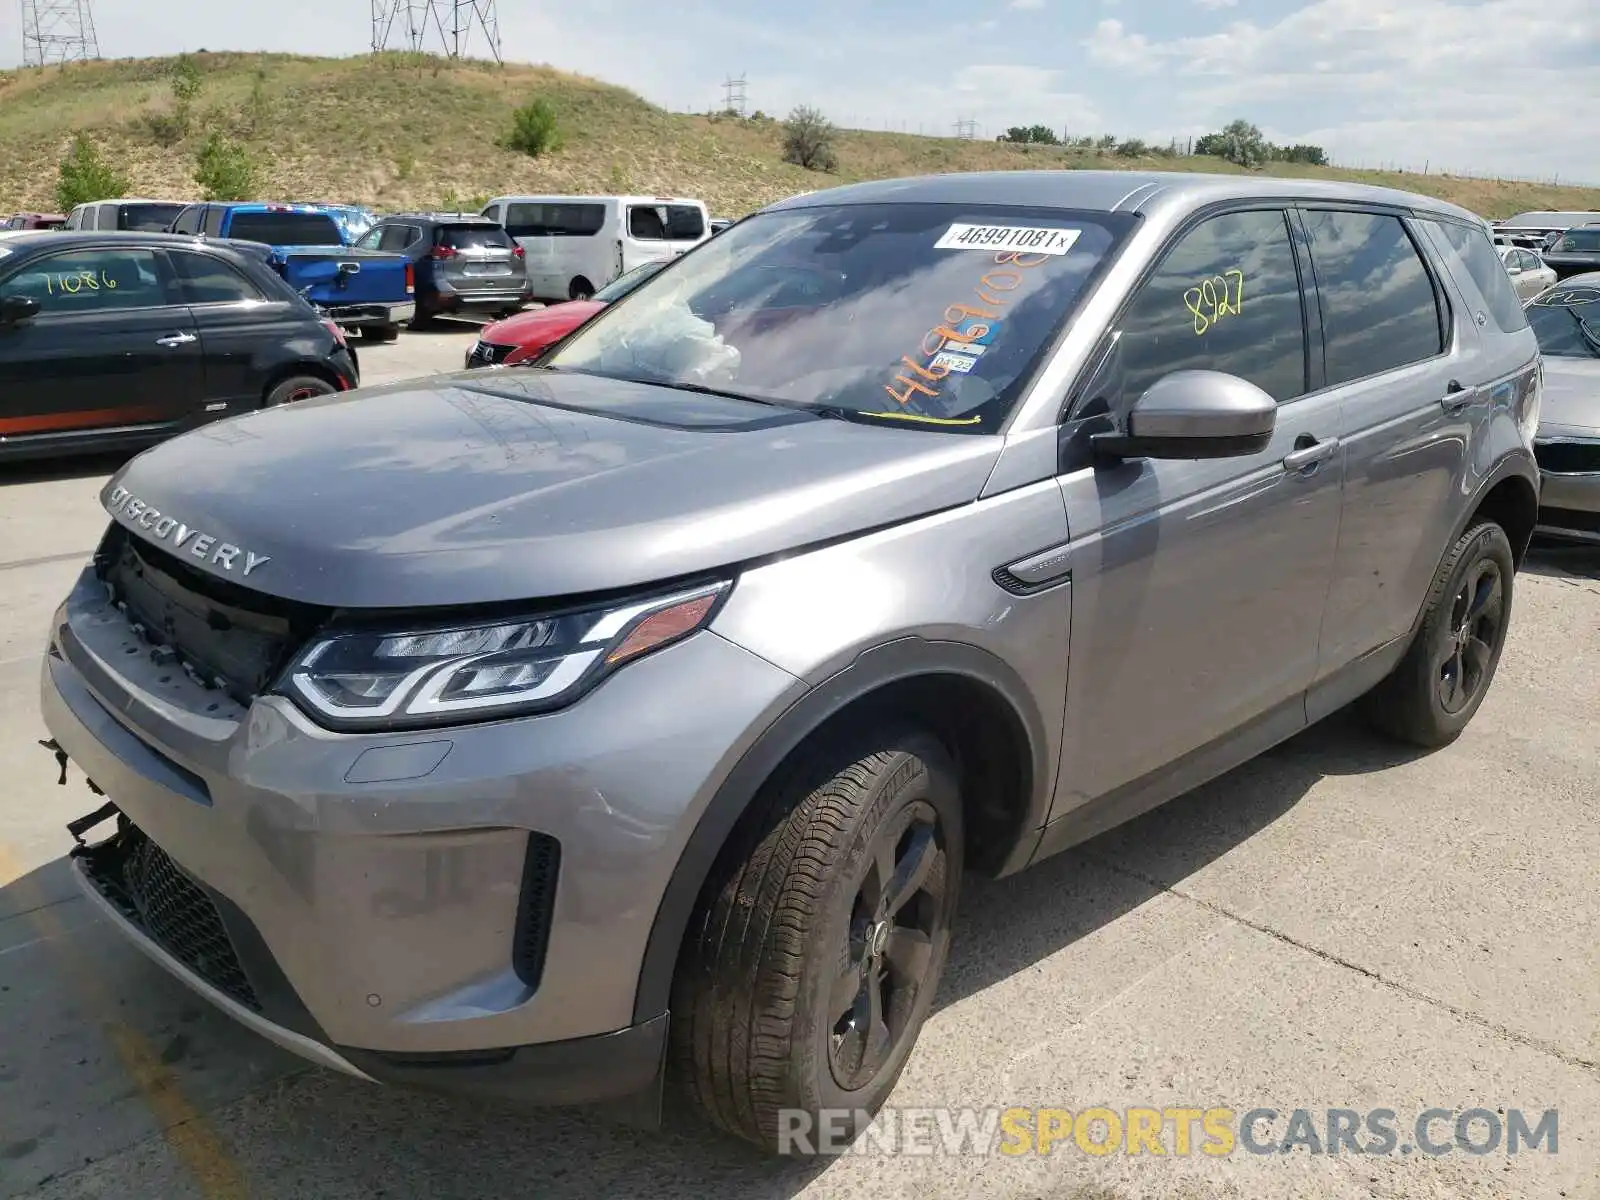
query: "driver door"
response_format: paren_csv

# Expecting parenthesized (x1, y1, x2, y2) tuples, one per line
(1049, 207, 1344, 818)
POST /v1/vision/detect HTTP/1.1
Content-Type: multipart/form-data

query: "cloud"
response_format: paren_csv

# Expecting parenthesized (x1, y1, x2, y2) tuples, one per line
(1195, 0, 1239, 7)
(1085, 0, 1600, 179)
(1008, 0, 1047, 8)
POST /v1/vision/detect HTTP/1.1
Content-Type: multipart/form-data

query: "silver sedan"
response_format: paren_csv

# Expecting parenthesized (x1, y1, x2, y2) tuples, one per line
(1526, 273, 1600, 543)
(1500, 243, 1558, 300)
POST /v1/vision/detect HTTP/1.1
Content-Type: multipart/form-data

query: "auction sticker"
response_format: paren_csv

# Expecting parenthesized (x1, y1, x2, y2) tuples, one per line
(934, 224, 1082, 255)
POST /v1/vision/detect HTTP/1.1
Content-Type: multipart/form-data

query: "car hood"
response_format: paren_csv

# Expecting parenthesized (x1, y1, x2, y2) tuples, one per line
(1539, 357, 1600, 439)
(484, 301, 603, 348)
(100, 371, 1002, 609)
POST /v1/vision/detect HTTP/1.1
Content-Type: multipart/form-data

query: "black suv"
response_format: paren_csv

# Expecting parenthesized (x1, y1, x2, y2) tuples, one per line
(0, 232, 358, 461)
(356, 213, 530, 325)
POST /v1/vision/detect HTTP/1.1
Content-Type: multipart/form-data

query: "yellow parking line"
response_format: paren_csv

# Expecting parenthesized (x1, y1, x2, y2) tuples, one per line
(1, 843, 250, 1199)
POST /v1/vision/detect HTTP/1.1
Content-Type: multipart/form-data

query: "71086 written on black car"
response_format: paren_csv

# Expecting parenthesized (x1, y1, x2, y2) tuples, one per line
(0, 231, 359, 463)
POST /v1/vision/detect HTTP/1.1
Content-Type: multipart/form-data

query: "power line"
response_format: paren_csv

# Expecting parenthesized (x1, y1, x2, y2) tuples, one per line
(371, 0, 501, 63)
(954, 117, 978, 140)
(20, 0, 99, 67)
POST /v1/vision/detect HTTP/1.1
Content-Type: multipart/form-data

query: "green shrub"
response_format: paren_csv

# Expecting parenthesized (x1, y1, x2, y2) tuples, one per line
(194, 132, 258, 201)
(781, 105, 838, 172)
(505, 98, 562, 157)
(55, 134, 129, 211)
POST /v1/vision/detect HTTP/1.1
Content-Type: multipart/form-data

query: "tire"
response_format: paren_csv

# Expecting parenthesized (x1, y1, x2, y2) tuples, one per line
(1362, 521, 1515, 748)
(569, 276, 595, 301)
(408, 305, 436, 331)
(263, 375, 336, 408)
(361, 323, 399, 343)
(671, 727, 963, 1155)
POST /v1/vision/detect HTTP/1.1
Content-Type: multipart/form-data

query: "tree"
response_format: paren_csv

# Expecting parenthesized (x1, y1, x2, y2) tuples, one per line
(782, 105, 838, 172)
(1217, 119, 1268, 168)
(505, 98, 562, 157)
(1193, 132, 1228, 157)
(55, 134, 129, 211)
(193, 132, 257, 201)
(1000, 124, 1060, 145)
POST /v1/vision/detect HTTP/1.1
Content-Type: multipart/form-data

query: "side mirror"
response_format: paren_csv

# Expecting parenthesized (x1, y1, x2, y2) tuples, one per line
(1505, 264, 1522, 275)
(0, 295, 41, 326)
(1092, 370, 1277, 461)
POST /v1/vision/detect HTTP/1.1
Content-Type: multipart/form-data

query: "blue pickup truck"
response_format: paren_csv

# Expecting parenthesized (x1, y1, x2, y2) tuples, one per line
(165, 202, 414, 340)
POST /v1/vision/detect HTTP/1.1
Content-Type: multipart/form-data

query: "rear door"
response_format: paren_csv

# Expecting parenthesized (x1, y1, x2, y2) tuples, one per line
(171, 247, 305, 416)
(0, 244, 205, 442)
(1308, 207, 1474, 685)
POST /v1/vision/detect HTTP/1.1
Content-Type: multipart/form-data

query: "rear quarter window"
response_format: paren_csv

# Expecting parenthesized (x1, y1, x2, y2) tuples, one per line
(1421, 219, 1529, 335)
(504, 203, 606, 238)
(226, 212, 345, 246)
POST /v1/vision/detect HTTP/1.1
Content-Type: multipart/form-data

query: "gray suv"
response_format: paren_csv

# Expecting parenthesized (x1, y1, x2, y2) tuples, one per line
(40, 172, 1541, 1154)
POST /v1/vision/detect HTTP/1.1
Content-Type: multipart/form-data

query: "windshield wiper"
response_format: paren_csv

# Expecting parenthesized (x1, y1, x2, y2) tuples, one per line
(1561, 306, 1600, 355)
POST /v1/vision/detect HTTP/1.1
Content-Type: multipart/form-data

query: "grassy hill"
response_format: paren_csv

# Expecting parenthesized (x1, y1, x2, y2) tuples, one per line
(3, 51, 1598, 220)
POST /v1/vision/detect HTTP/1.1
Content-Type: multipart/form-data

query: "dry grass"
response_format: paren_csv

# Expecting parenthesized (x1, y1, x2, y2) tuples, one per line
(4, 52, 1598, 220)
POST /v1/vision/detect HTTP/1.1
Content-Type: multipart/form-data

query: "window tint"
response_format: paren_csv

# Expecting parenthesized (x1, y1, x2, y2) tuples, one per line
(1305, 210, 1443, 385)
(171, 251, 264, 304)
(171, 206, 203, 236)
(117, 203, 186, 232)
(504, 202, 606, 238)
(226, 212, 344, 246)
(1425, 218, 1528, 334)
(202, 206, 224, 237)
(1106, 209, 1308, 409)
(627, 204, 706, 242)
(1553, 229, 1600, 252)
(440, 224, 515, 249)
(377, 224, 414, 252)
(0, 248, 171, 313)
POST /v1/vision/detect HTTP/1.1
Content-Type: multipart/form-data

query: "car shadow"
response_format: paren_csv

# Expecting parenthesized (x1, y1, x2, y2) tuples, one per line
(1521, 538, 1600, 582)
(934, 707, 1428, 1010)
(0, 450, 131, 487)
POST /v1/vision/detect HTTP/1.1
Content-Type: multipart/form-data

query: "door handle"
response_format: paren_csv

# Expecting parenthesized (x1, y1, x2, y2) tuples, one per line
(1441, 380, 1474, 415)
(1282, 436, 1339, 473)
(155, 332, 197, 347)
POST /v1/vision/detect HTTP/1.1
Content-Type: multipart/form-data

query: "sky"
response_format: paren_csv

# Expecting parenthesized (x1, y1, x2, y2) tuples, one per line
(2, 0, 1597, 183)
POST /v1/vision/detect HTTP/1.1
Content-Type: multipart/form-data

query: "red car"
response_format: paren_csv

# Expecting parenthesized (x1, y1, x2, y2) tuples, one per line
(4, 212, 67, 231)
(464, 258, 667, 368)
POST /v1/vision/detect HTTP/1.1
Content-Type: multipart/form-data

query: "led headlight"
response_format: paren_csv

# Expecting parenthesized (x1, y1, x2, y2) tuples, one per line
(281, 581, 729, 729)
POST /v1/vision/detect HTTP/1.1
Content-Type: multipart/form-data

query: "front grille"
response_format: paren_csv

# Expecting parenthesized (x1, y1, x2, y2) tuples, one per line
(468, 339, 515, 367)
(96, 525, 320, 704)
(81, 822, 260, 1011)
(1535, 440, 1600, 475)
(511, 833, 561, 990)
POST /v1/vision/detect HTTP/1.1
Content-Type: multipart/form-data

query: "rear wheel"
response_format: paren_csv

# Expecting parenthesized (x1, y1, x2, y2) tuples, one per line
(569, 276, 594, 301)
(671, 727, 962, 1155)
(1362, 521, 1515, 747)
(361, 323, 399, 342)
(263, 375, 336, 408)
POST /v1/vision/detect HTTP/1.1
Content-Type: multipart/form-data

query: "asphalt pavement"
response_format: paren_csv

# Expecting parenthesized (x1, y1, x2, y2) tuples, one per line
(1, 327, 1598, 1199)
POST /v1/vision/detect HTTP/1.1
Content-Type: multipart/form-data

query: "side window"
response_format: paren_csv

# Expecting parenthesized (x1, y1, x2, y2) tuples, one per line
(63, 207, 81, 230)
(482, 204, 504, 223)
(202, 206, 224, 237)
(1304, 210, 1445, 386)
(377, 224, 412, 252)
(171, 251, 265, 304)
(1421, 218, 1529, 334)
(355, 225, 385, 250)
(171, 206, 203, 236)
(628, 205, 669, 240)
(1105, 209, 1308, 410)
(0, 248, 172, 313)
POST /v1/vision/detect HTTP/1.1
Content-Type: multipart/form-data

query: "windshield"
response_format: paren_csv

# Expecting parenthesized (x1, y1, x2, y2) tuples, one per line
(1551, 229, 1600, 253)
(440, 224, 515, 250)
(542, 202, 1131, 432)
(1527, 283, 1600, 358)
(593, 258, 667, 302)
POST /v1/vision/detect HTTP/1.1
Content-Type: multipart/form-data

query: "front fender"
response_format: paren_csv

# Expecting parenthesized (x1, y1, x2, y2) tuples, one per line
(631, 635, 1054, 1025)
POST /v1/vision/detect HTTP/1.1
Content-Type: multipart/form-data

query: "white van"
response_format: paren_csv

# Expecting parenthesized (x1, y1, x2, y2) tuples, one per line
(480, 194, 711, 301)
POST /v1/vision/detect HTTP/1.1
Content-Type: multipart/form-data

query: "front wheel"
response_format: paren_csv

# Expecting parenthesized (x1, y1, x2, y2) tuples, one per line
(263, 375, 336, 408)
(671, 728, 963, 1154)
(1362, 521, 1515, 747)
